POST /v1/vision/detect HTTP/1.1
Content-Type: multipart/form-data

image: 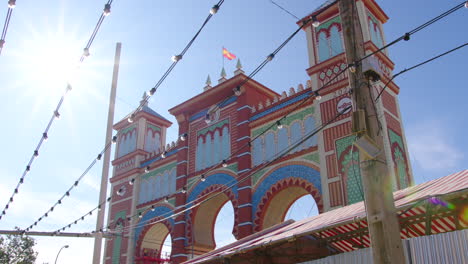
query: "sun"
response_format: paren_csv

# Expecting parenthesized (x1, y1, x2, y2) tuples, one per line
(9, 19, 108, 118)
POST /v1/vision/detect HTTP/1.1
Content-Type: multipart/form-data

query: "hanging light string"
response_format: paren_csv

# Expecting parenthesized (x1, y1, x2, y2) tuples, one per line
(52, 195, 113, 235)
(374, 42, 467, 101)
(51, 105, 346, 236)
(35, 0, 228, 233)
(23, 0, 226, 233)
(105, 1, 468, 230)
(126, 0, 225, 124)
(357, 1, 466, 67)
(109, 106, 351, 235)
(33, 0, 467, 234)
(0, 0, 16, 55)
(20, 135, 118, 233)
(0, 0, 115, 222)
(103, 0, 463, 227)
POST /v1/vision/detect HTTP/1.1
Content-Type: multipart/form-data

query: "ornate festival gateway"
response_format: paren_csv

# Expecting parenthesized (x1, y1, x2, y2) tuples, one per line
(104, 1, 414, 263)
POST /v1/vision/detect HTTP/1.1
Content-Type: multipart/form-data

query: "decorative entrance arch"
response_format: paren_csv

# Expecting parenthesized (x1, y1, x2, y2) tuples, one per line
(185, 172, 239, 254)
(252, 163, 323, 232)
(135, 206, 174, 259)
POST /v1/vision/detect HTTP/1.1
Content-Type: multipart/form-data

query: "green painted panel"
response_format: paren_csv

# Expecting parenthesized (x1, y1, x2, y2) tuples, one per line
(147, 124, 161, 132)
(142, 162, 176, 180)
(303, 152, 320, 164)
(316, 15, 341, 31)
(112, 210, 127, 264)
(197, 119, 229, 137)
(252, 168, 267, 187)
(252, 106, 314, 138)
(336, 135, 364, 204)
(121, 125, 136, 135)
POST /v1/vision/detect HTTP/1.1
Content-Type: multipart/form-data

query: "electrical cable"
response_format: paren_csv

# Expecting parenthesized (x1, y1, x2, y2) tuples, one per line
(0, 0, 15, 55)
(20, 135, 118, 232)
(359, 1, 466, 64)
(110, 106, 350, 235)
(269, 0, 299, 20)
(26, 0, 466, 236)
(0, 0, 116, 222)
(127, 0, 225, 121)
(374, 42, 467, 102)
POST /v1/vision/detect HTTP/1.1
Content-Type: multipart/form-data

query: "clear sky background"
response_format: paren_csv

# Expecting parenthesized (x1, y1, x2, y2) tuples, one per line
(0, 0, 466, 263)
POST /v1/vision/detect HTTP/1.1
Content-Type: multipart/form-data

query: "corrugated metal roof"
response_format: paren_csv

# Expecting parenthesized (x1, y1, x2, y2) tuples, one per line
(184, 170, 468, 264)
(299, 229, 468, 264)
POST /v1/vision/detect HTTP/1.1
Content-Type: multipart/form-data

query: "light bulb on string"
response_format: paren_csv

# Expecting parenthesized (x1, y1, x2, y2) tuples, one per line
(7, 0, 15, 9)
(103, 4, 111, 16)
(312, 16, 320, 27)
(233, 86, 242, 96)
(210, 4, 219, 14)
(180, 133, 188, 141)
(313, 91, 322, 101)
(200, 174, 206, 182)
(161, 151, 167, 159)
(222, 160, 228, 168)
(205, 113, 211, 124)
(276, 121, 283, 129)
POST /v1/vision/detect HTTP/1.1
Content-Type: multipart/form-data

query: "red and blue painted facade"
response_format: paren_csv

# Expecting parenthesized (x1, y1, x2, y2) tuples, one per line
(104, 1, 413, 263)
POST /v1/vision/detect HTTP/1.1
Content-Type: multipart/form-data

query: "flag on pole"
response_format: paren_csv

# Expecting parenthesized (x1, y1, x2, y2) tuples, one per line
(222, 48, 236, 60)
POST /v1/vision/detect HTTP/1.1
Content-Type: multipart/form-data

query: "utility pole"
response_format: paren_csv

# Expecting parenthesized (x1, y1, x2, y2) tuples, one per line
(338, 1, 406, 263)
(93, 42, 122, 264)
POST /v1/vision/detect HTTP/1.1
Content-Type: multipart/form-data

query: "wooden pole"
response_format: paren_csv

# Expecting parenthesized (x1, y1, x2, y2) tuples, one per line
(337, 1, 406, 263)
(93, 42, 121, 264)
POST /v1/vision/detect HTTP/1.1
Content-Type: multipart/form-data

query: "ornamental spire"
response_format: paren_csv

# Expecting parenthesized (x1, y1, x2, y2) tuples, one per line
(204, 75, 212, 91)
(218, 67, 227, 83)
(234, 58, 244, 75)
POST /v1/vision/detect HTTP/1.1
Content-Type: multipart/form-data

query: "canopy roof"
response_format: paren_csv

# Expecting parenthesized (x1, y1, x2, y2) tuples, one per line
(184, 170, 468, 264)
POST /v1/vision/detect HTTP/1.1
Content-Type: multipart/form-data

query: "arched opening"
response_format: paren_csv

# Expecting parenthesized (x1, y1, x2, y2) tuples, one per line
(191, 192, 237, 255)
(284, 194, 319, 222)
(138, 223, 172, 262)
(214, 201, 236, 249)
(252, 164, 323, 232)
(262, 187, 319, 230)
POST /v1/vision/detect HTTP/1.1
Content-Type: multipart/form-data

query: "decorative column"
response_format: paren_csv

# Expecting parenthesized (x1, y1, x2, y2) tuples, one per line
(234, 87, 254, 238)
(172, 116, 189, 263)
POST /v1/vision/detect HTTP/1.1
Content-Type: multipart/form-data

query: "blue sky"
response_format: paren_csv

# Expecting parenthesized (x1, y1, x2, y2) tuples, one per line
(0, 0, 466, 262)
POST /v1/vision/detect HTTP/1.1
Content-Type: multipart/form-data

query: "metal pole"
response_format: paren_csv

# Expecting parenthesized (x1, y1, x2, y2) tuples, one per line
(93, 42, 122, 264)
(337, 1, 406, 263)
(0, 230, 111, 238)
(54, 245, 69, 264)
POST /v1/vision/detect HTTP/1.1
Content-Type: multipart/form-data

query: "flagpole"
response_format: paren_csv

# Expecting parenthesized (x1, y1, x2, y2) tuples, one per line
(222, 46, 225, 68)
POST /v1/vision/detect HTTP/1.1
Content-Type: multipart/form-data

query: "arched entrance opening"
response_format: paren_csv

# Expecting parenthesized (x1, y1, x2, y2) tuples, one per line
(137, 223, 172, 263)
(284, 194, 319, 221)
(252, 163, 323, 232)
(214, 201, 236, 249)
(191, 192, 237, 255)
(262, 186, 319, 230)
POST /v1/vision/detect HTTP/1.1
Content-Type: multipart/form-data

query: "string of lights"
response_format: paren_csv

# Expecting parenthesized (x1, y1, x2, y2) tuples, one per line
(357, 1, 467, 66)
(126, 0, 226, 124)
(20, 135, 118, 233)
(0, 0, 116, 222)
(0, 0, 16, 55)
(374, 42, 467, 101)
(27, 0, 466, 237)
(48, 0, 227, 233)
(111, 14, 468, 230)
(52, 196, 113, 235)
(110, 105, 351, 235)
(112, 0, 467, 216)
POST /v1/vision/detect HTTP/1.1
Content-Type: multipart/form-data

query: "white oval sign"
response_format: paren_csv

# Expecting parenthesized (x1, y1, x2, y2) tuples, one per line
(337, 97, 352, 114)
